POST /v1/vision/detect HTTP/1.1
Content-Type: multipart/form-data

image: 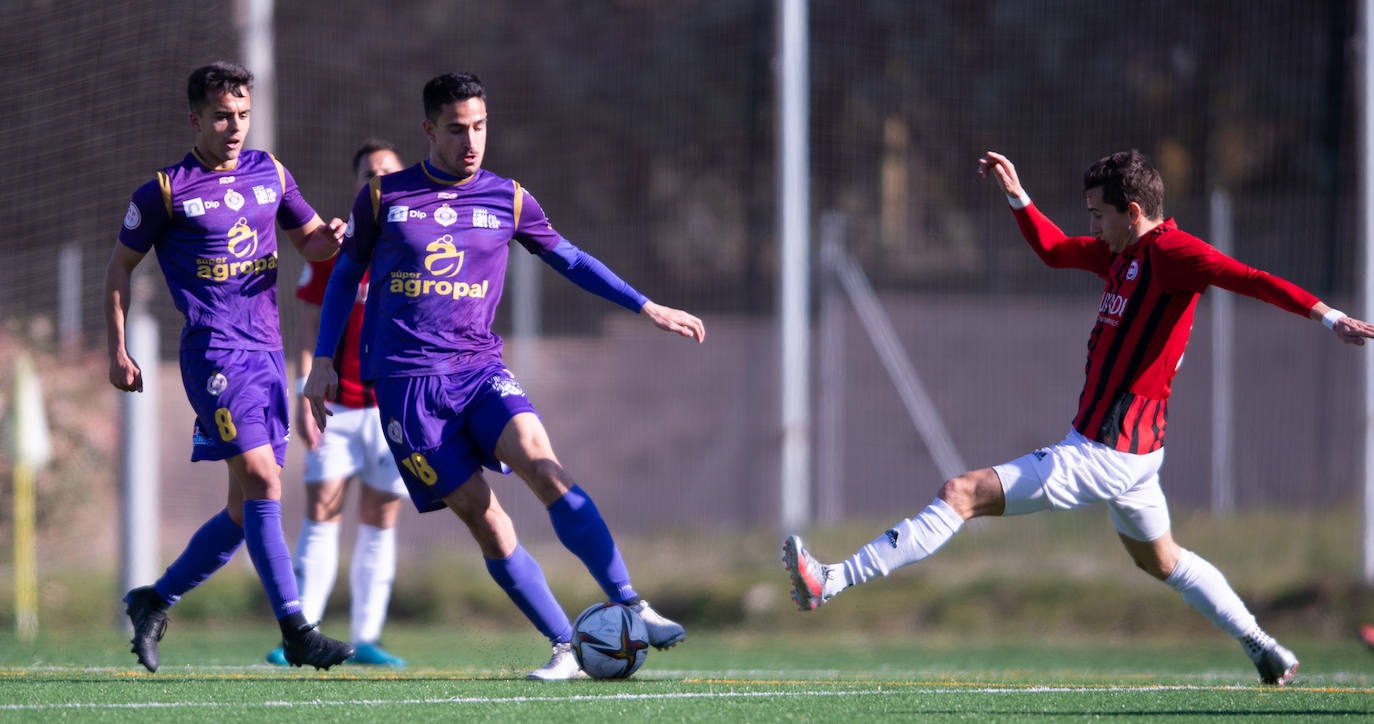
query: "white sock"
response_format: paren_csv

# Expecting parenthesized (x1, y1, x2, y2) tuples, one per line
(294, 519, 340, 625)
(1164, 547, 1257, 638)
(350, 523, 397, 644)
(842, 497, 964, 586)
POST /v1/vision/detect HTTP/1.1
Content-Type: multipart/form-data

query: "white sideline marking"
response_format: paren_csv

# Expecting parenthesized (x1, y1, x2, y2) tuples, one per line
(0, 685, 1362, 713)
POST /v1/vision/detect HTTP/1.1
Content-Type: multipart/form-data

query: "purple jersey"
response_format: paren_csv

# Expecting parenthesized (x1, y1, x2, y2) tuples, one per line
(119, 149, 317, 350)
(343, 163, 562, 378)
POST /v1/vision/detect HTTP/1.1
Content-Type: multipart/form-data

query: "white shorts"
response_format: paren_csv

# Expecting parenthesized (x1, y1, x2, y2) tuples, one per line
(992, 428, 1170, 542)
(303, 403, 406, 497)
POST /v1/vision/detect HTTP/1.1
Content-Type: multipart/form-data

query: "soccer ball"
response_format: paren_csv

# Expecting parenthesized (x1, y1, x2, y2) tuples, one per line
(571, 602, 650, 679)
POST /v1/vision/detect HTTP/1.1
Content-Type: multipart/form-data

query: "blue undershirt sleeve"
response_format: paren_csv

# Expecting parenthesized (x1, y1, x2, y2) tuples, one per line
(313, 252, 367, 359)
(538, 238, 648, 313)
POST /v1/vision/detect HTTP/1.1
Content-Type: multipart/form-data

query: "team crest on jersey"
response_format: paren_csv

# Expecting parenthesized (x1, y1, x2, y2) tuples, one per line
(123, 202, 141, 230)
(345, 212, 355, 238)
(206, 371, 228, 396)
(224, 189, 245, 211)
(252, 185, 277, 205)
(227, 217, 259, 258)
(472, 208, 500, 229)
(424, 235, 464, 277)
(490, 374, 525, 398)
(1126, 260, 1139, 281)
(387, 205, 410, 223)
(387, 418, 403, 444)
(434, 204, 457, 227)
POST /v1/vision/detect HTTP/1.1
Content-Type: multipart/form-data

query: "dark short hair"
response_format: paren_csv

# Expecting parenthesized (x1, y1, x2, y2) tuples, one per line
(351, 138, 400, 174)
(1083, 149, 1164, 220)
(423, 73, 486, 122)
(187, 62, 253, 112)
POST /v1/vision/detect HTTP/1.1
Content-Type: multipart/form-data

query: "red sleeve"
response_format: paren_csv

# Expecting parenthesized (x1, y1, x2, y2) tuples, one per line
(1154, 231, 1318, 317)
(1012, 203, 1112, 276)
(294, 256, 337, 305)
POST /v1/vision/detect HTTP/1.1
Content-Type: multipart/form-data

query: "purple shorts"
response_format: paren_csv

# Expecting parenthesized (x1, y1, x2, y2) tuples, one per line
(372, 364, 536, 513)
(180, 347, 289, 466)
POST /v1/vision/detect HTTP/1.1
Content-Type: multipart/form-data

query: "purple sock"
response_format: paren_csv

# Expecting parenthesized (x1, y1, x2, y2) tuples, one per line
(547, 485, 637, 604)
(154, 508, 243, 605)
(242, 499, 303, 619)
(485, 545, 572, 644)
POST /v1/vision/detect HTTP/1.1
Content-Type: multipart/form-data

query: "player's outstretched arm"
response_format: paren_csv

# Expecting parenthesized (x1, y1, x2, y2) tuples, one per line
(285, 215, 347, 261)
(1309, 302, 1374, 346)
(640, 300, 706, 343)
(977, 150, 1028, 200)
(104, 243, 147, 392)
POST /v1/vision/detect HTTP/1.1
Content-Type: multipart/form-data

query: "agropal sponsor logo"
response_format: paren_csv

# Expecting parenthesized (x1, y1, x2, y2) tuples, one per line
(424, 235, 463, 277)
(196, 218, 275, 282)
(227, 217, 259, 258)
(387, 234, 490, 300)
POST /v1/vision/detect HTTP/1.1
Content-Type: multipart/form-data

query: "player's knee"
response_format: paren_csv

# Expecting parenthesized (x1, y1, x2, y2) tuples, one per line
(1131, 556, 1171, 580)
(464, 508, 516, 556)
(1126, 547, 1175, 580)
(937, 474, 979, 515)
(521, 458, 571, 502)
(236, 465, 281, 500)
(360, 497, 401, 528)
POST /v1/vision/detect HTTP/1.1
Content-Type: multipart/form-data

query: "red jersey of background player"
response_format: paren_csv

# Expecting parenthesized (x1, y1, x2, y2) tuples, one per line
(1011, 205, 1318, 454)
(296, 256, 372, 408)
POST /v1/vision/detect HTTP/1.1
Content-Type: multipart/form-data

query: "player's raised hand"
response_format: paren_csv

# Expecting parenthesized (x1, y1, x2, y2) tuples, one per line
(109, 352, 143, 392)
(641, 300, 705, 343)
(1333, 314, 1374, 346)
(303, 358, 339, 430)
(978, 151, 1027, 199)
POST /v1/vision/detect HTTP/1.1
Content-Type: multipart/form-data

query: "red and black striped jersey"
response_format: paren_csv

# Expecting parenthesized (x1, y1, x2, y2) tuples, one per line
(1011, 203, 1319, 453)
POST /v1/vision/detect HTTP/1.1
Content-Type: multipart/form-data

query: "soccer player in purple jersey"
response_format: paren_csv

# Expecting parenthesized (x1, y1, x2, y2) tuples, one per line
(304, 72, 706, 680)
(104, 62, 354, 672)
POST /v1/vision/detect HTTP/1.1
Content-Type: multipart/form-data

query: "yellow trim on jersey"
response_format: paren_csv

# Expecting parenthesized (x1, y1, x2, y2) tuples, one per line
(190, 146, 238, 172)
(512, 181, 523, 233)
(369, 175, 382, 223)
(268, 152, 287, 193)
(156, 171, 172, 217)
(420, 162, 477, 187)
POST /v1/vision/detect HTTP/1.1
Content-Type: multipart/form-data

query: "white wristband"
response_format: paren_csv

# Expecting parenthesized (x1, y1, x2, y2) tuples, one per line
(1322, 308, 1346, 329)
(1006, 192, 1031, 209)
(295, 376, 307, 395)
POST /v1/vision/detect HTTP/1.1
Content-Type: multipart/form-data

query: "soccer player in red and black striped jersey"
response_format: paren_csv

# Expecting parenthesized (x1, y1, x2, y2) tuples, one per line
(783, 149, 1374, 686)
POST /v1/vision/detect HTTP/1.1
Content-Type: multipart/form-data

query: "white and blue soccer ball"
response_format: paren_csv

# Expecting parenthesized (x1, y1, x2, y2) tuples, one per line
(571, 602, 650, 679)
